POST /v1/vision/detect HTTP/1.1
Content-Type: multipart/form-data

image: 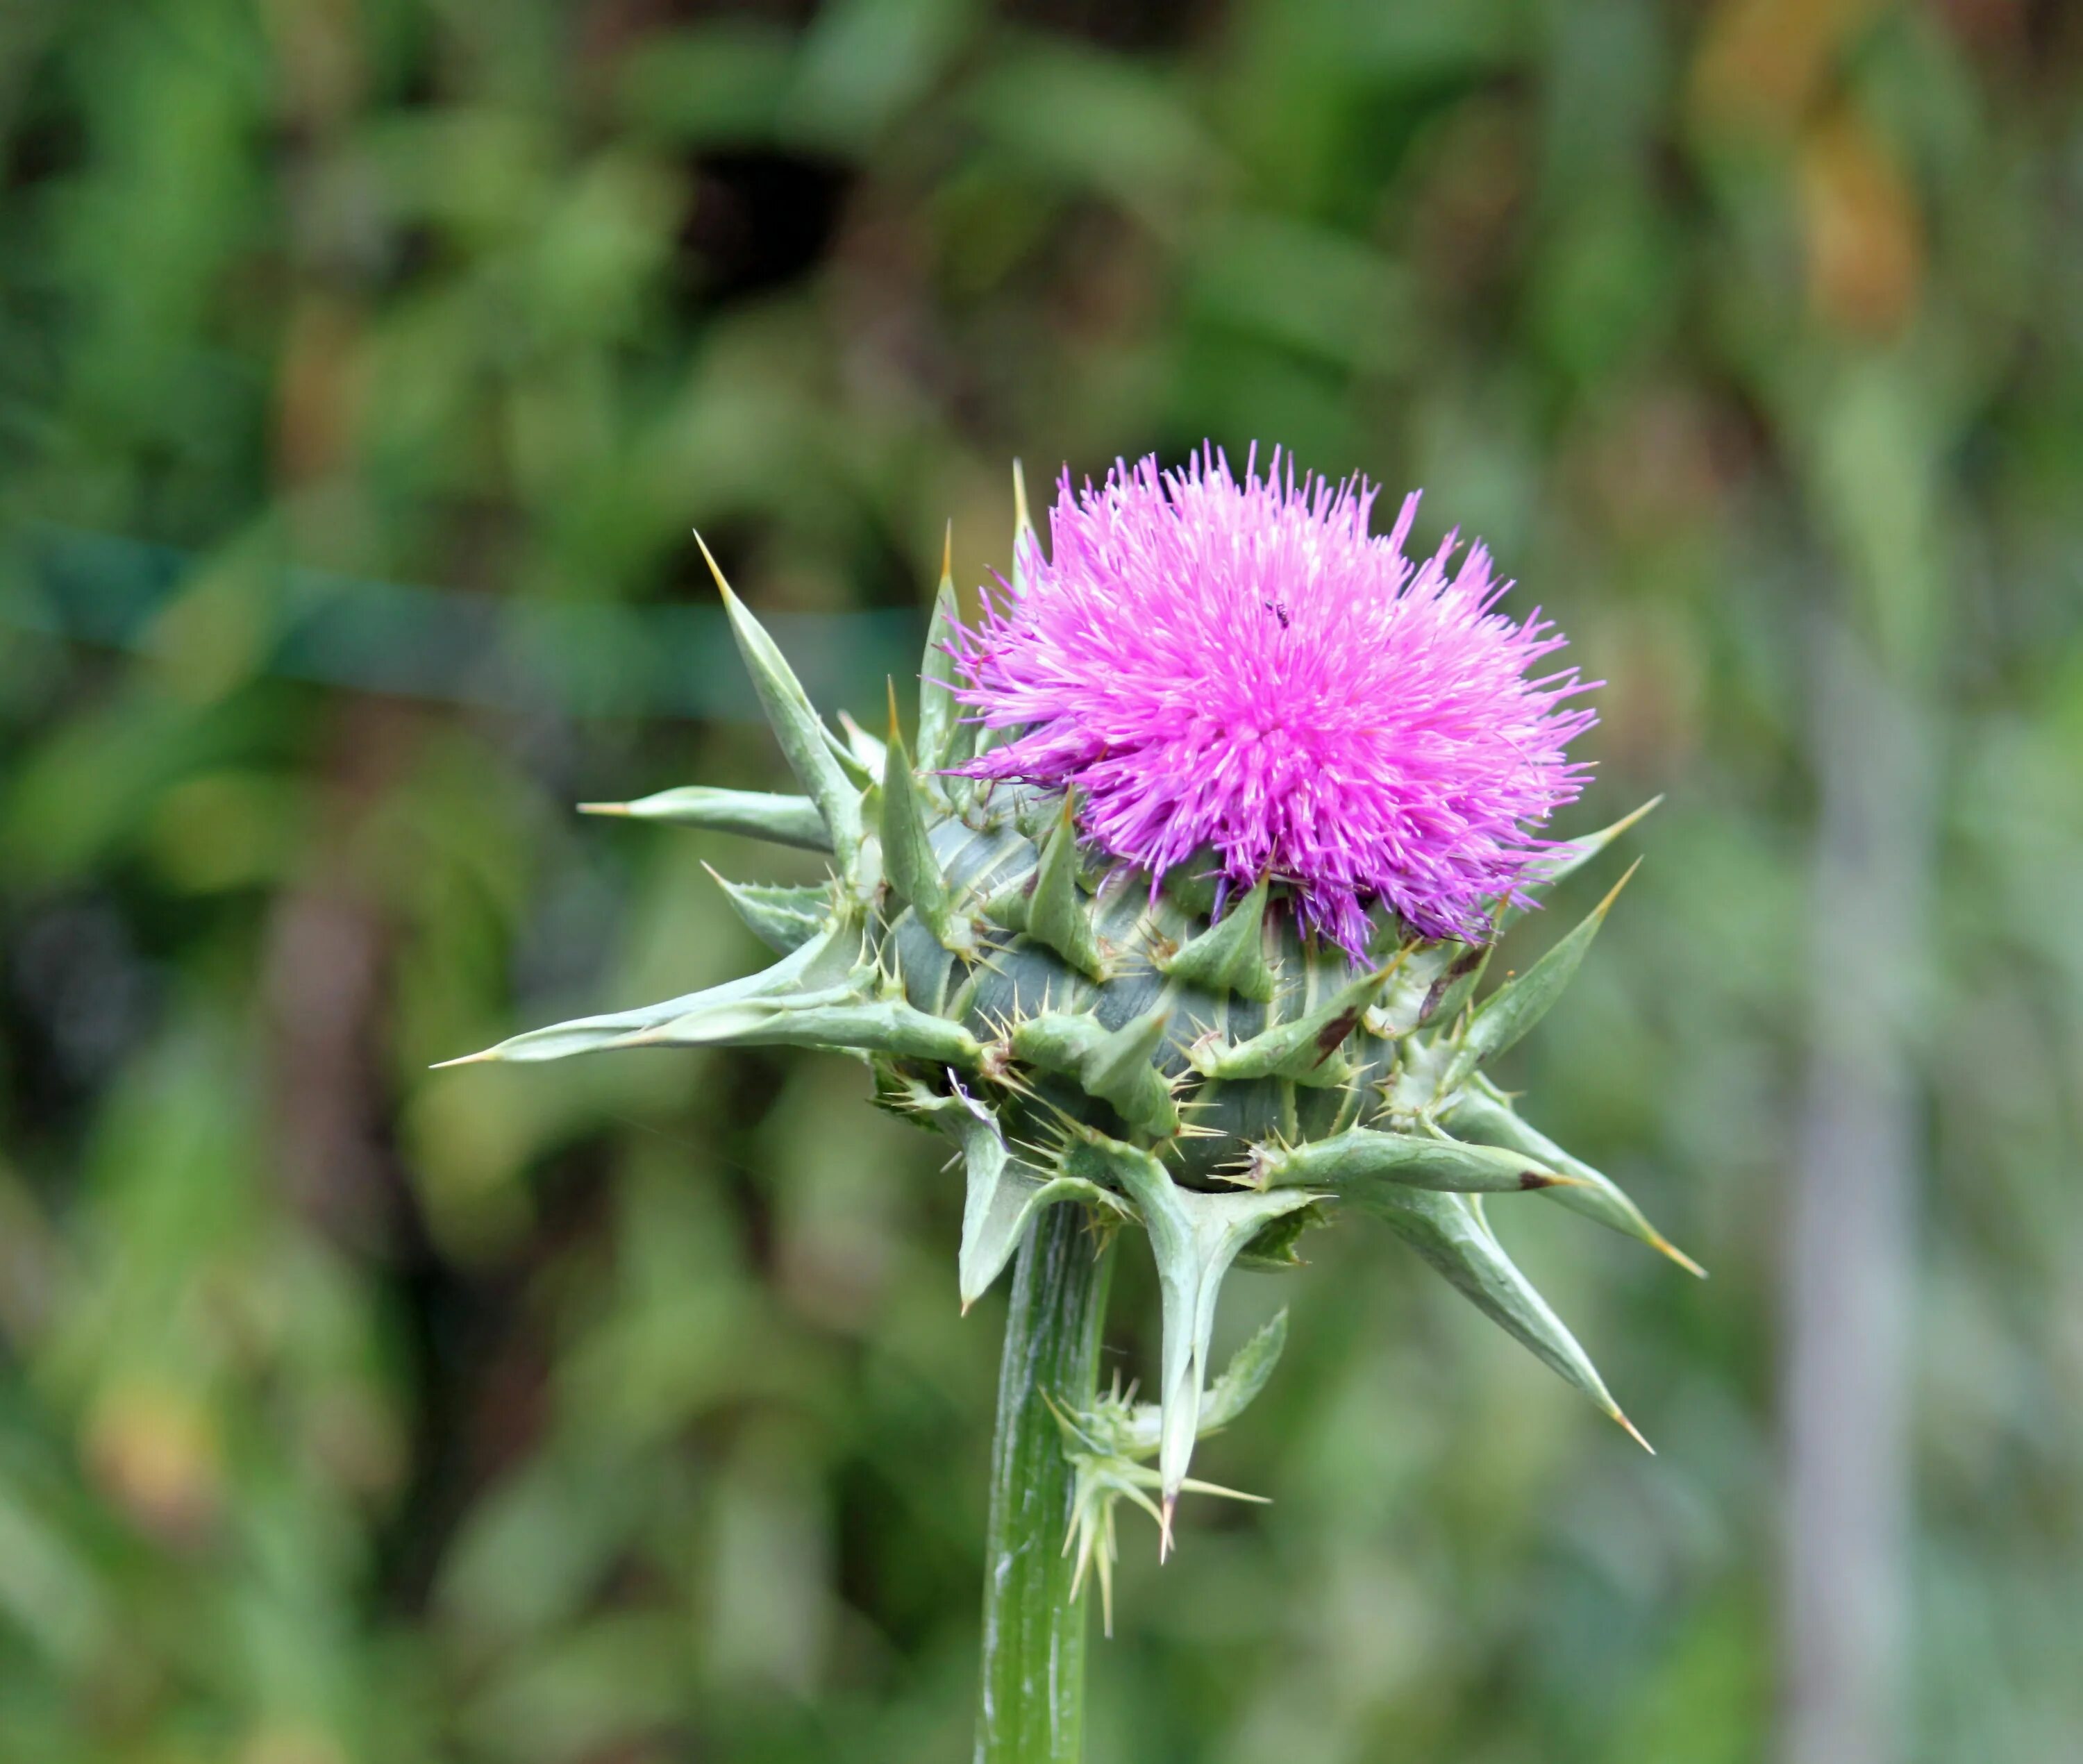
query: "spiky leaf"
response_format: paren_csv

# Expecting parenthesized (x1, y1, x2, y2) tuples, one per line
(1357, 1184, 1647, 1448)
(1446, 1087, 1704, 1277)
(1155, 876, 1275, 1001)
(1079, 1307, 1290, 1465)
(1011, 1002, 1179, 1139)
(1196, 1308, 1289, 1434)
(1446, 861, 1637, 1089)
(912, 1079, 1125, 1306)
(1250, 1126, 1572, 1195)
(579, 787, 830, 851)
(708, 872, 832, 954)
(1421, 942, 1492, 1029)
(1187, 961, 1396, 1086)
(835, 710, 886, 782)
(970, 463, 1042, 771)
(1494, 797, 1659, 934)
(437, 917, 861, 1066)
(1066, 1131, 1316, 1522)
(635, 991, 984, 1067)
(1010, 457, 1038, 597)
(880, 709, 976, 955)
(1232, 1204, 1323, 1270)
(990, 798, 1107, 980)
(916, 531, 971, 776)
(699, 537, 865, 871)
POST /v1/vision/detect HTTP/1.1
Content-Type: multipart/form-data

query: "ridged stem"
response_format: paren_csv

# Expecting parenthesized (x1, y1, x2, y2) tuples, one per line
(975, 1204, 1115, 1764)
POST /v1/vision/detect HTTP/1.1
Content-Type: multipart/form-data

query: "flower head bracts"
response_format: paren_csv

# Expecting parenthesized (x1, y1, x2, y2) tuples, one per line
(444, 458, 1686, 1590)
(949, 448, 1597, 955)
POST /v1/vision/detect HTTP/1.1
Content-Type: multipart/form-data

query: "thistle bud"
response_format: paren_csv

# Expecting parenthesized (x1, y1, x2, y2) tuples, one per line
(443, 448, 1693, 1598)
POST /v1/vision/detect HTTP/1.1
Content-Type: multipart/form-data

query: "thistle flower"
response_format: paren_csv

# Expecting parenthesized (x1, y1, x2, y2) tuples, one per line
(442, 453, 1691, 1604)
(952, 448, 1596, 955)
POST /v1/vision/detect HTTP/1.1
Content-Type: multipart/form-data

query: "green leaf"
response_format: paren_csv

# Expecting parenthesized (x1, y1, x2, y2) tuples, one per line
(1186, 960, 1396, 1087)
(1497, 796, 1660, 933)
(1446, 860, 1638, 1089)
(1375, 799, 1657, 1031)
(1084, 1306, 1289, 1463)
(435, 916, 862, 1066)
(1232, 1204, 1323, 1270)
(1446, 1087, 1705, 1277)
(1011, 1000, 1179, 1139)
(970, 462, 1042, 769)
(635, 991, 984, 1067)
(1051, 1306, 1287, 1613)
(1196, 1308, 1289, 1434)
(1065, 1132, 1316, 1530)
(1079, 999, 1178, 1137)
(1421, 942, 1491, 1029)
(1357, 1185, 1650, 1450)
(578, 786, 830, 851)
(1374, 937, 1463, 1034)
(706, 871, 833, 955)
(964, 1161, 1120, 1313)
(1057, 1443, 1263, 1637)
(1250, 1126, 1575, 1194)
(835, 709, 886, 781)
(1155, 875, 1276, 1001)
(698, 535, 865, 872)
(988, 796, 1107, 980)
(880, 704, 974, 954)
(932, 1083, 1124, 1309)
(1011, 457, 1039, 597)
(915, 530, 972, 775)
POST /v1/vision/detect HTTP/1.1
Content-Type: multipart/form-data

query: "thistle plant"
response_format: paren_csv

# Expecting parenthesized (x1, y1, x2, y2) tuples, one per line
(442, 448, 1695, 1763)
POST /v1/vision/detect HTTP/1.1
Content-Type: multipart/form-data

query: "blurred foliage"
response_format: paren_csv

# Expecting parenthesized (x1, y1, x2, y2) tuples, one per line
(1, 1, 2080, 1761)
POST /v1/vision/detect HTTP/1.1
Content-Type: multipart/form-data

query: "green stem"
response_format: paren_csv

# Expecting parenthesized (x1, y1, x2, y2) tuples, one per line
(976, 1202, 1116, 1764)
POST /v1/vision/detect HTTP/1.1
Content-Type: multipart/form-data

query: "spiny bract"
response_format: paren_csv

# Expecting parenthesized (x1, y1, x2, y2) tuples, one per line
(442, 468, 1697, 1591)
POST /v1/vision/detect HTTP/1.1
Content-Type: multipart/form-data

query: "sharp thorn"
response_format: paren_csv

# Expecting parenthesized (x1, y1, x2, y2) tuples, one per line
(1157, 1495, 1176, 1561)
(428, 1050, 495, 1069)
(1593, 856, 1644, 919)
(1176, 1477, 1272, 1504)
(693, 530, 732, 597)
(1593, 794, 1663, 845)
(1615, 1411, 1656, 1456)
(1653, 1234, 1709, 1279)
(575, 801, 630, 816)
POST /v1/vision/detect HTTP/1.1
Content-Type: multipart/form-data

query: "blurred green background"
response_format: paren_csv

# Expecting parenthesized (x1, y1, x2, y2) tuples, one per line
(2, 1, 2080, 1761)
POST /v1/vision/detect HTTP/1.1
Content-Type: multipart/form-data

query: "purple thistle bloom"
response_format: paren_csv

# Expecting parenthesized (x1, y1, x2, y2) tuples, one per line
(950, 447, 1597, 956)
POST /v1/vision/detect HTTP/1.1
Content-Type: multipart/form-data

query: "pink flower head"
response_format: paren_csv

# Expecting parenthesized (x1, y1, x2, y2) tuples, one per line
(951, 447, 1596, 956)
